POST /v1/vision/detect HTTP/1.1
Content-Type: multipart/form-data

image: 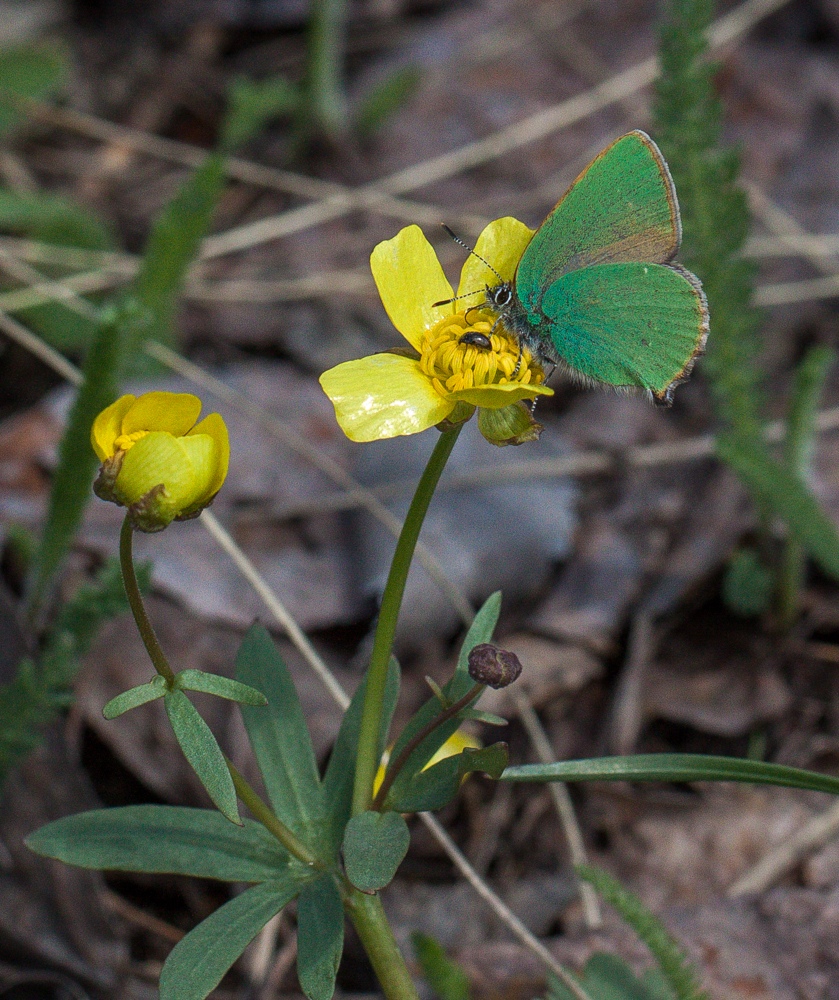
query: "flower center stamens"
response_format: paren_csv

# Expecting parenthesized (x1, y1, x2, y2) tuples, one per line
(114, 430, 148, 453)
(419, 310, 543, 398)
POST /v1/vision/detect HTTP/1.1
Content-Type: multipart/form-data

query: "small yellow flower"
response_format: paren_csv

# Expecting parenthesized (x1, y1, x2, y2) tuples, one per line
(373, 728, 482, 798)
(91, 392, 229, 532)
(319, 219, 553, 444)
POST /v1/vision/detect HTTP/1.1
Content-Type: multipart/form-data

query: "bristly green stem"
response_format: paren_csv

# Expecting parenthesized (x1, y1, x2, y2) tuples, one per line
(119, 515, 175, 686)
(226, 759, 322, 868)
(351, 425, 463, 817)
(372, 681, 484, 811)
(346, 889, 421, 1000)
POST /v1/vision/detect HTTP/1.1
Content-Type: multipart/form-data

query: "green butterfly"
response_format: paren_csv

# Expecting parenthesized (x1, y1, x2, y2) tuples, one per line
(484, 130, 709, 406)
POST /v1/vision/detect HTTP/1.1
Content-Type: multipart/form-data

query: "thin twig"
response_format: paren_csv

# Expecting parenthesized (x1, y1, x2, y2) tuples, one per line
(201, 509, 351, 711)
(512, 688, 602, 930)
(728, 798, 839, 897)
(418, 812, 594, 1000)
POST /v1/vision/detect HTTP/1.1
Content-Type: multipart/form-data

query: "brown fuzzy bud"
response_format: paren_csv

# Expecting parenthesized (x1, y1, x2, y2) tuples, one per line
(467, 643, 523, 689)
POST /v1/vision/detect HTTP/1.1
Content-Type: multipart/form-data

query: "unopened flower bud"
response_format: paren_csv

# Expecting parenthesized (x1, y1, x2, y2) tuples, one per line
(467, 643, 522, 689)
(91, 392, 229, 533)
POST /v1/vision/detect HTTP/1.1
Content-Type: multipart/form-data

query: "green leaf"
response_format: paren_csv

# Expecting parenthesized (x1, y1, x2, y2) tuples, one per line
(0, 42, 68, 137)
(165, 690, 240, 824)
(235, 624, 324, 839)
(355, 66, 421, 137)
(220, 75, 300, 151)
(717, 434, 839, 580)
(412, 932, 471, 1000)
(456, 592, 501, 675)
(132, 152, 225, 350)
(578, 865, 709, 1000)
(322, 657, 400, 852)
(545, 955, 655, 1000)
(343, 811, 410, 891)
(388, 743, 508, 814)
(160, 878, 300, 1000)
(0, 188, 115, 249)
(26, 805, 289, 881)
(176, 668, 267, 705)
(26, 306, 129, 610)
(296, 875, 344, 1000)
(103, 676, 167, 718)
(501, 753, 839, 796)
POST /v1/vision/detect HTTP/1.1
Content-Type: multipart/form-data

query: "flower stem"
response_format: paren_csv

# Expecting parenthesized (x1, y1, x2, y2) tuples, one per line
(372, 682, 483, 811)
(345, 888, 421, 1000)
(225, 758, 322, 868)
(351, 425, 462, 817)
(119, 515, 175, 686)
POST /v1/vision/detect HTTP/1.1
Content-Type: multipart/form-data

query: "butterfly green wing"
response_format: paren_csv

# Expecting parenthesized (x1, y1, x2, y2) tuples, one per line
(516, 132, 681, 310)
(540, 261, 709, 404)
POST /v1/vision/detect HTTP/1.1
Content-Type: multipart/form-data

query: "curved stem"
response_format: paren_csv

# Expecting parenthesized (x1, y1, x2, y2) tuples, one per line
(119, 516, 175, 685)
(226, 759, 322, 869)
(372, 682, 483, 811)
(351, 426, 462, 817)
(345, 888, 421, 1000)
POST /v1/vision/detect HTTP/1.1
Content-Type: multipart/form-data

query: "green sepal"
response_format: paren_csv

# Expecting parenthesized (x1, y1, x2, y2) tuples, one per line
(26, 805, 289, 882)
(103, 675, 168, 718)
(343, 811, 410, 891)
(322, 658, 401, 853)
(235, 624, 325, 843)
(176, 669, 267, 706)
(160, 877, 304, 1000)
(477, 401, 543, 446)
(501, 753, 839, 796)
(164, 690, 240, 825)
(296, 875, 344, 1000)
(386, 743, 508, 814)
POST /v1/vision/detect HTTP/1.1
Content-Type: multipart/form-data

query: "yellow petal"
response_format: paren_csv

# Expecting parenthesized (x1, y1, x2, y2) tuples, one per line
(449, 381, 554, 409)
(370, 226, 453, 351)
(456, 217, 534, 301)
(320, 353, 453, 441)
(122, 392, 202, 437)
(115, 432, 194, 511)
(188, 413, 229, 501)
(91, 394, 136, 460)
(425, 729, 481, 769)
(178, 432, 221, 509)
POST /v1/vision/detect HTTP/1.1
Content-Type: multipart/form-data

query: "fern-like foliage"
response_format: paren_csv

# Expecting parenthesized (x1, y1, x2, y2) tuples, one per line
(0, 559, 150, 787)
(577, 866, 710, 1000)
(654, 0, 763, 443)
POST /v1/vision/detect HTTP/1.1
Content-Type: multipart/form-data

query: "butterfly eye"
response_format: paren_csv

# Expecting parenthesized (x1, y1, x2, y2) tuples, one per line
(489, 285, 512, 308)
(459, 331, 492, 350)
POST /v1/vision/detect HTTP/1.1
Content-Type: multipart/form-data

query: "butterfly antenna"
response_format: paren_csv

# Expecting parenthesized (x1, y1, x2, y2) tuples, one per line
(441, 224, 505, 284)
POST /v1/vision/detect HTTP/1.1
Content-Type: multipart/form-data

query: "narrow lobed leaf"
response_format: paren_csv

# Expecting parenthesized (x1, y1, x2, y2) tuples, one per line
(165, 690, 240, 824)
(177, 669, 267, 705)
(296, 875, 345, 1000)
(160, 878, 303, 1000)
(26, 805, 290, 882)
(103, 677, 167, 718)
(387, 743, 508, 814)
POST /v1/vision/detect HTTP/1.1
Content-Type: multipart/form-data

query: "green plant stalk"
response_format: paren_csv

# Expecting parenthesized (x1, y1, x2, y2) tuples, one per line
(306, 0, 349, 137)
(346, 887, 421, 1000)
(119, 516, 175, 686)
(352, 425, 463, 817)
(225, 758, 321, 868)
(372, 681, 483, 810)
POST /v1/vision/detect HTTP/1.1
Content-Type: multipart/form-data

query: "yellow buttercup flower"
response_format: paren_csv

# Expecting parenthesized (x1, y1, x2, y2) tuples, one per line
(373, 728, 482, 798)
(319, 219, 554, 444)
(91, 392, 229, 532)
